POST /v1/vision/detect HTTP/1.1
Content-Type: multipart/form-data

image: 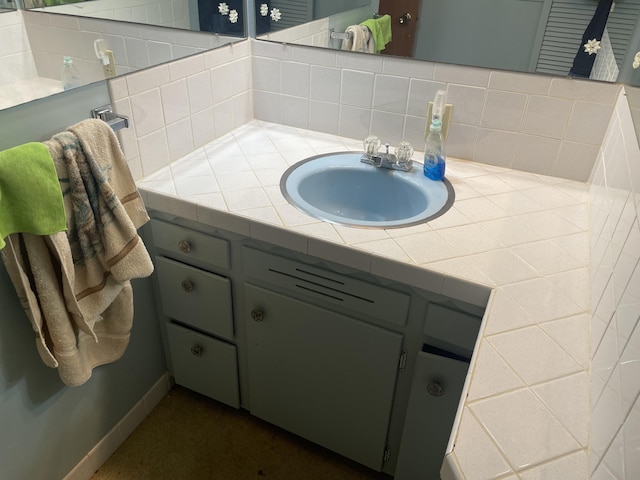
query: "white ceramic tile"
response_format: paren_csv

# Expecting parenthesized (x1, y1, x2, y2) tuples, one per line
(532, 372, 590, 446)
(174, 174, 219, 197)
(519, 449, 588, 480)
(354, 239, 413, 263)
(373, 74, 410, 114)
(437, 224, 504, 257)
(425, 257, 493, 286)
(513, 135, 562, 177)
(488, 326, 582, 384)
(223, 187, 271, 211)
(540, 314, 591, 368)
(511, 240, 585, 277)
(501, 277, 583, 323)
(565, 101, 614, 146)
(623, 399, 640, 478)
(619, 320, 640, 415)
(521, 95, 572, 139)
(454, 196, 510, 222)
(160, 78, 190, 124)
(465, 249, 539, 286)
(131, 88, 165, 137)
(394, 230, 459, 264)
(481, 90, 527, 132)
(467, 340, 524, 401)
(451, 410, 512, 480)
(523, 185, 586, 212)
(480, 288, 535, 336)
(473, 128, 519, 169)
(485, 190, 546, 216)
(591, 383, 624, 458)
(470, 389, 581, 471)
(214, 170, 261, 191)
(341, 69, 374, 108)
(187, 70, 213, 113)
(546, 268, 590, 310)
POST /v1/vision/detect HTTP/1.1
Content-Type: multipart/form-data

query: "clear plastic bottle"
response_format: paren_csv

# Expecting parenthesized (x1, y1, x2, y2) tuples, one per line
(61, 56, 81, 90)
(423, 119, 446, 180)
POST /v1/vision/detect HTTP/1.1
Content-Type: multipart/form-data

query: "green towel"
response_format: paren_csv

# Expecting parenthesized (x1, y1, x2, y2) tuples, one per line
(0, 142, 66, 250)
(360, 15, 392, 53)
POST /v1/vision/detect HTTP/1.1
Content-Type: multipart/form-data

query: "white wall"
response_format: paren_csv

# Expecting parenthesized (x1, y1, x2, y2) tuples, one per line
(589, 88, 640, 479)
(31, 0, 191, 29)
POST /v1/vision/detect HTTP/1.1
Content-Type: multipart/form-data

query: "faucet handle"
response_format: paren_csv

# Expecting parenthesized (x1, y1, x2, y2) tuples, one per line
(363, 135, 381, 155)
(396, 141, 414, 165)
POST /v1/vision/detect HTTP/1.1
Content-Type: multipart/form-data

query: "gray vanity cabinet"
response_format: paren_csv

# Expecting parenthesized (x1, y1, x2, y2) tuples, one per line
(244, 283, 404, 472)
(151, 219, 240, 409)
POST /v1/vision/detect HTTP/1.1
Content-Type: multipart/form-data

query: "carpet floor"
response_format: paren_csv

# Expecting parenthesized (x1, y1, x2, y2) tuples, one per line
(91, 386, 392, 480)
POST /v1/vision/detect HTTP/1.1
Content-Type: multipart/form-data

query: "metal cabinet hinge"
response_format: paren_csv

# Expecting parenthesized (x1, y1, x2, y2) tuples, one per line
(398, 350, 407, 371)
(383, 447, 391, 463)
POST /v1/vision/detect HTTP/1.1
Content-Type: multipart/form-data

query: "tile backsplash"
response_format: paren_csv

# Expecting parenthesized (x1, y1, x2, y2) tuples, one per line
(251, 40, 621, 182)
(589, 88, 640, 479)
(0, 11, 36, 85)
(109, 39, 253, 179)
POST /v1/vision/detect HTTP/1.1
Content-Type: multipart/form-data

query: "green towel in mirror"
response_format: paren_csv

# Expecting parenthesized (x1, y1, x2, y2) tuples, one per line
(360, 15, 392, 53)
(0, 142, 66, 250)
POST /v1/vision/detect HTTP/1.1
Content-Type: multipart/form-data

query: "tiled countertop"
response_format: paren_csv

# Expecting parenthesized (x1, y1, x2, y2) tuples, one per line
(137, 120, 591, 479)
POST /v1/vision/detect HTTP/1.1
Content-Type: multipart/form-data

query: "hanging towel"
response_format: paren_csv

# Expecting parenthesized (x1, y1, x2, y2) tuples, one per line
(0, 142, 66, 250)
(1, 119, 153, 386)
(569, 0, 614, 78)
(341, 25, 375, 53)
(360, 14, 392, 53)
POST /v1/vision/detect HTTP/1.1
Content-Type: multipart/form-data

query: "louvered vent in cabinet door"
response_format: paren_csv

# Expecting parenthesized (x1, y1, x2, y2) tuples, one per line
(535, 0, 640, 77)
(269, 0, 313, 30)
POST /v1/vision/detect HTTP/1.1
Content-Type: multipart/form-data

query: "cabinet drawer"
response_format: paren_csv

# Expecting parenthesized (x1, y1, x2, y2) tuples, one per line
(150, 219, 230, 270)
(167, 322, 240, 408)
(156, 256, 234, 341)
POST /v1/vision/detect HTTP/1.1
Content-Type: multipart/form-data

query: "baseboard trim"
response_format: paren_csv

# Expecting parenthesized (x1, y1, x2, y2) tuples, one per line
(63, 372, 173, 480)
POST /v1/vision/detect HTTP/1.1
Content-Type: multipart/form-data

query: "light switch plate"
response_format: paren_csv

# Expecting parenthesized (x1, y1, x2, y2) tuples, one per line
(426, 103, 453, 140)
(102, 50, 117, 78)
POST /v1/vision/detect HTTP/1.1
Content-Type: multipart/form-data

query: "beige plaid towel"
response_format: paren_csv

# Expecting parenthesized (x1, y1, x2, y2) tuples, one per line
(1, 119, 153, 386)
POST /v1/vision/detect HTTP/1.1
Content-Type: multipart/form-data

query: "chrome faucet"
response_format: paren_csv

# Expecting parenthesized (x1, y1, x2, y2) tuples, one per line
(361, 136, 414, 172)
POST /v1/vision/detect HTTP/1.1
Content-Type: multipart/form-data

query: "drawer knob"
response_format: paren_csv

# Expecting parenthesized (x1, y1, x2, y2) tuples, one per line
(181, 280, 195, 293)
(178, 239, 192, 254)
(427, 382, 445, 397)
(191, 344, 204, 357)
(251, 309, 265, 322)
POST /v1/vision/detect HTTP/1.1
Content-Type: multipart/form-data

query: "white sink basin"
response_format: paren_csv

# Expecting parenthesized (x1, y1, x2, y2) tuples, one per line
(280, 152, 454, 228)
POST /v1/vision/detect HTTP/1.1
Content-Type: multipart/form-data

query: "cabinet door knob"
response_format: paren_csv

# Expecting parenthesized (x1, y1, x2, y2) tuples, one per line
(427, 382, 445, 397)
(178, 239, 192, 253)
(191, 344, 204, 357)
(251, 309, 265, 322)
(181, 280, 195, 293)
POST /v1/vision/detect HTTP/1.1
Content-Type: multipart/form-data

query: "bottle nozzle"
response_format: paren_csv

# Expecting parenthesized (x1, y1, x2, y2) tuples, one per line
(432, 90, 446, 123)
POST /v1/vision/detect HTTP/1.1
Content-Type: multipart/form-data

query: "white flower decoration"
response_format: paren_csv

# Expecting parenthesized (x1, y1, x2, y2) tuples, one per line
(583, 38, 601, 55)
(260, 3, 268, 16)
(218, 3, 229, 15)
(229, 9, 239, 23)
(270, 8, 281, 22)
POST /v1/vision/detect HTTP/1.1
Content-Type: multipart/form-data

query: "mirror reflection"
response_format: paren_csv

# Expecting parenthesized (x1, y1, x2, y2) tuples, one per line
(1, 1, 247, 111)
(257, 0, 640, 84)
(23, 0, 246, 35)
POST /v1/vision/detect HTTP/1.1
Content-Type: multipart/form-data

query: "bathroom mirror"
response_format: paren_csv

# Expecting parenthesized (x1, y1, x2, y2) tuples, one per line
(1, 2, 247, 111)
(256, 0, 640, 84)
(23, 0, 247, 36)
(0, 1, 16, 11)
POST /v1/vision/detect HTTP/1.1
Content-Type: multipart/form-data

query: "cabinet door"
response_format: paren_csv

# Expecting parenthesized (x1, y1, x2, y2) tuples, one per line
(394, 351, 469, 480)
(245, 284, 403, 471)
